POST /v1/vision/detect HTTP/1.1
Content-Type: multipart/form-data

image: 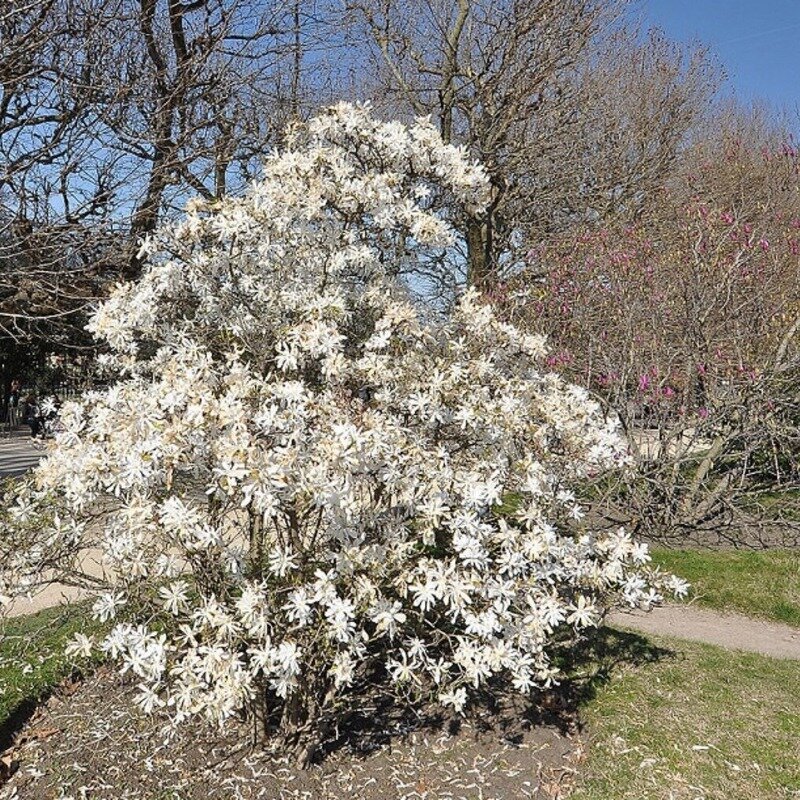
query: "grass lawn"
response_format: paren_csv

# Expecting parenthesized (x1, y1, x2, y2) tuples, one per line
(572, 629, 800, 800)
(0, 604, 97, 738)
(651, 547, 800, 627)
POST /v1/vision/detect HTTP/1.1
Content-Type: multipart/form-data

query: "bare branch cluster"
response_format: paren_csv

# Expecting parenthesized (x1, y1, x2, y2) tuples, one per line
(0, 0, 333, 345)
(506, 109, 800, 544)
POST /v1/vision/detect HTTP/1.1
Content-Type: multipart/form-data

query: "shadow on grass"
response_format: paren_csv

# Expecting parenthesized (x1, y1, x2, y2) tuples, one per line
(314, 625, 673, 763)
(559, 625, 673, 716)
(0, 698, 39, 754)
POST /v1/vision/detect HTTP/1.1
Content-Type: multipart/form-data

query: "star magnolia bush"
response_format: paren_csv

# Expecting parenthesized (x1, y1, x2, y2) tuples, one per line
(0, 103, 686, 761)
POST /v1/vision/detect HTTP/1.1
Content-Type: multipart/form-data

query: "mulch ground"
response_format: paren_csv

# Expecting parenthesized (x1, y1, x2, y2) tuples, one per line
(0, 668, 581, 799)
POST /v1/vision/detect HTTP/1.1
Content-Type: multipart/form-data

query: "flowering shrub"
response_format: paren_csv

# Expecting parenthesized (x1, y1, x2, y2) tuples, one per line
(521, 210, 799, 420)
(0, 103, 684, 762)
(506, 166, 800, 542)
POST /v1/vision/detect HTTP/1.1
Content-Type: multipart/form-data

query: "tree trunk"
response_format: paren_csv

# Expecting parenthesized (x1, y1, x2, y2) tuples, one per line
(466, 215, 490, 289)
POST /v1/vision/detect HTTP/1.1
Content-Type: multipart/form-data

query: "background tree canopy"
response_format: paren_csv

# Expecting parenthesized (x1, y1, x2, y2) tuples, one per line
(2, 0, 719, 344)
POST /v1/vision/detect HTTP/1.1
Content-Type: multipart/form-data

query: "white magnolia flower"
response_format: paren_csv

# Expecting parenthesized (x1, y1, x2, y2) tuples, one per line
(92, 592, 126, 623)
(668, 575, 690, 598)
(65, 633, 95, 659)
(275, 641, 301, 676)
(566, 595, 598, 628)
(370, 599, 407, 639)
(439, 686, 468, 713)
(159, 581, 190, 615)
(387, 651, 418, 684)
(410, 579, 439, 612)
(135, 683, 166, 713)
(329, 652, 355, 688)
(267, 546, 299, 578)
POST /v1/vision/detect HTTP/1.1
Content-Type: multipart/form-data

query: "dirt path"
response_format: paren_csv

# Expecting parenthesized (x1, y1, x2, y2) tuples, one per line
(609, 604, 800, 660)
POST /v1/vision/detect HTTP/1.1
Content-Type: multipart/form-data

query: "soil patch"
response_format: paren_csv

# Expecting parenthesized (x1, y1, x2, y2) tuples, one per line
(0, 669, 581, 800)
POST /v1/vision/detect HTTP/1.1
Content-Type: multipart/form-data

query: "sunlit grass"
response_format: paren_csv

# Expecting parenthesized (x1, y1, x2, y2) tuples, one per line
(651, 547, 800, 627)
(572, 632, 800, 799)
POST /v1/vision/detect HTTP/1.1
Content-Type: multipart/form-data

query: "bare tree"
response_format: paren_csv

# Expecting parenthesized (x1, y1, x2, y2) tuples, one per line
(0, 0, 307, 351)
(345, 0, 718, 289)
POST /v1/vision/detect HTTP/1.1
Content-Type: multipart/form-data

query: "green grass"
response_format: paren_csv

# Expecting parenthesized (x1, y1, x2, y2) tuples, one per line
(651, 547, 800, 627)
(572, 631, 800, 800)
(740, 488, 800, 522)
(0, 604, 98, 731)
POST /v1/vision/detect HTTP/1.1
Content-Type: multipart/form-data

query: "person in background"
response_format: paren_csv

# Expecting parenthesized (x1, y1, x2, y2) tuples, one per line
(9, 379, 20, 409)
(21, 393, 44, 438)
(4, 379, 21, 430)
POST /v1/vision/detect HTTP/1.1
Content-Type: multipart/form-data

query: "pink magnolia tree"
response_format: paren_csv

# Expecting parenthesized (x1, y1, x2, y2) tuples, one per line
(506, 147, 800, 543)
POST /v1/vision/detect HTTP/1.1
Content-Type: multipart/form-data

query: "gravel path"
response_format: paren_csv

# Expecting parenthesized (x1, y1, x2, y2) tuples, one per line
(609, 604, 800, 660)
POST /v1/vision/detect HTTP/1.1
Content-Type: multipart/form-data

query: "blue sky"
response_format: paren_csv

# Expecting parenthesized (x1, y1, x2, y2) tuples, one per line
(645, 0, 800, 109)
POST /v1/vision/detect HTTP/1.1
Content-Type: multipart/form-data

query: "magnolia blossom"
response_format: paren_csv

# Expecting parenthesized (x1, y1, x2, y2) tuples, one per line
(0, 103, 683, 750)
